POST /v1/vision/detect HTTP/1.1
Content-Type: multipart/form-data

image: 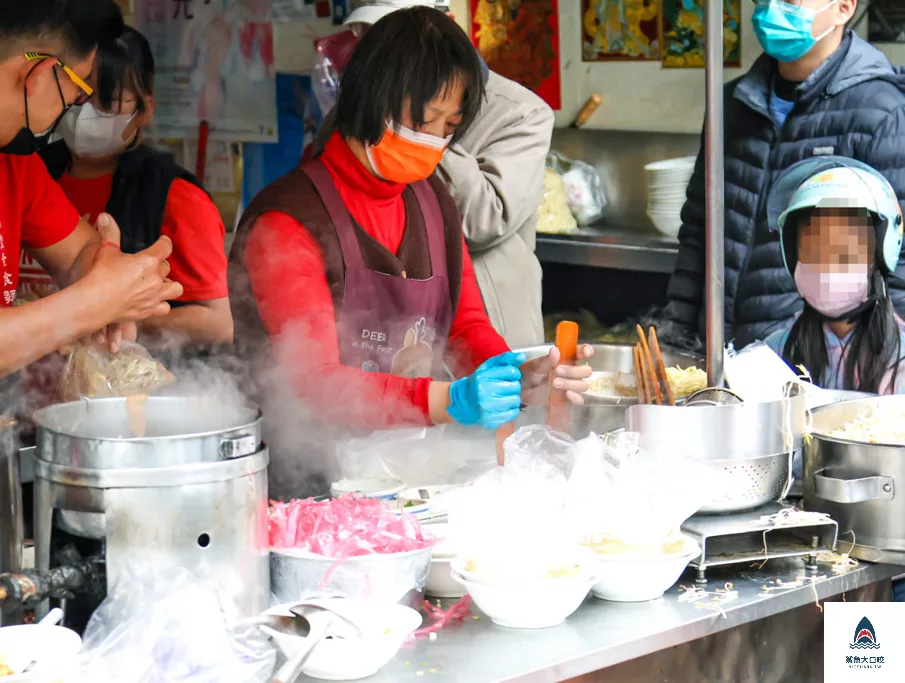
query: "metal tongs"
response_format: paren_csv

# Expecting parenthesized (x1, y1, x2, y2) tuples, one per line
(633, 325, 675, 406)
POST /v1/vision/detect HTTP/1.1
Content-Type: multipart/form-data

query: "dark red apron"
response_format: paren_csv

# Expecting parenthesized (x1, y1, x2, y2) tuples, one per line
(303, 161, 453, 379)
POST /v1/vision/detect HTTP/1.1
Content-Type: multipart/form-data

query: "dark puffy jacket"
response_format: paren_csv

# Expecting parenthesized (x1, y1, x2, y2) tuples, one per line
(665, 32, 905, 349)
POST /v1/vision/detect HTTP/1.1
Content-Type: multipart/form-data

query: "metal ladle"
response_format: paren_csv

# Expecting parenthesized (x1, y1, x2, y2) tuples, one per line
(270, 601, 364, 683)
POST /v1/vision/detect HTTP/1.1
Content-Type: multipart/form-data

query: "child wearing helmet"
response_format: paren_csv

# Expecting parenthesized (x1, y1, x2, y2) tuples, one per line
(763, 157, 905, 394)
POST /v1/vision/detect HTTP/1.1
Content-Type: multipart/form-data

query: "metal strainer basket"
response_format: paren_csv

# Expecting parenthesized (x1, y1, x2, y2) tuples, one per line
(685, 387, 744, 407)
(698, 452, 792, 514)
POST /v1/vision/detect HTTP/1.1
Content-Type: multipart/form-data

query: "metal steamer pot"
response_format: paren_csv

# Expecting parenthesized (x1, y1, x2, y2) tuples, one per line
(805, 396, 905, 564)
(625, 384, 808, 514)
(32, 396, 270, 617)
(513, 343, 704, 438)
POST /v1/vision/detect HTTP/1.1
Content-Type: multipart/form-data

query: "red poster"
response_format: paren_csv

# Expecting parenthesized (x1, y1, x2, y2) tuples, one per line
(470, 0, 562, 111)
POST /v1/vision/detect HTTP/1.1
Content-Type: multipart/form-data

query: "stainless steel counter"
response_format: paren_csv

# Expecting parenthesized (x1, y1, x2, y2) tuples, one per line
(298, 560, 901, 683)
(536, 219, 678, 274)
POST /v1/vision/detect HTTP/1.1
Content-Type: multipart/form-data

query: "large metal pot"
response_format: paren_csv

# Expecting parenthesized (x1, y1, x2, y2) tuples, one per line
(513, 343, 704, 438)
(34, 396, 262, 538)
(805, 396, 905, 564)
(32, 396, 270, 618)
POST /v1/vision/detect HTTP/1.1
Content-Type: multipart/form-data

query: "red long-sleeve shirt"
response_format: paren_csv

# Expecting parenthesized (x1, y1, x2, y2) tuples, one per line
(243, 133, 510, 429)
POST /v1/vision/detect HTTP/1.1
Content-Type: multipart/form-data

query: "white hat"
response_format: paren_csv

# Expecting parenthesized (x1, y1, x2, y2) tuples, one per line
(344, 0, 446, 26)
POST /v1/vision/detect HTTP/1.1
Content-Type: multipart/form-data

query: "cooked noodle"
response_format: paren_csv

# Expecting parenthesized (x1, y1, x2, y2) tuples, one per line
(821, 404, 905, 445)
(586, 365, 706, 399)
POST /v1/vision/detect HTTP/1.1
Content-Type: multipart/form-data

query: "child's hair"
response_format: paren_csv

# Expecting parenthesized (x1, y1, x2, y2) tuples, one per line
(95, 26, 155, 115)
(782, 206, 902, 393)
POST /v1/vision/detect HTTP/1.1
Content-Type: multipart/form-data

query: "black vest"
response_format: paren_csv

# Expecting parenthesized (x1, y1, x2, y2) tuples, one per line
(39, 141, 208, 255)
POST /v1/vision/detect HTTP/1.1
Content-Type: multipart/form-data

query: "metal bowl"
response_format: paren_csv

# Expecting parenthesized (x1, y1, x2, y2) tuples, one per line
(270, 547, 433, 609)
(513, 343, 704, 438)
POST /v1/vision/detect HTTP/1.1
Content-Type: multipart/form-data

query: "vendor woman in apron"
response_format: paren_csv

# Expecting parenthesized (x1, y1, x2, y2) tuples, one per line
(229, 7, 592, 498)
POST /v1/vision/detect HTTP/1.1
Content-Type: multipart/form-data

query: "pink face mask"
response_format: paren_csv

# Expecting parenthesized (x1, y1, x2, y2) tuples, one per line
(794, 262, 870, 318)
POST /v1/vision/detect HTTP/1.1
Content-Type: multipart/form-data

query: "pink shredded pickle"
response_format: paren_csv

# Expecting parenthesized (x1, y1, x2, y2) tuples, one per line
(269, 495, 436, 557)
(408, 596, 472, 642)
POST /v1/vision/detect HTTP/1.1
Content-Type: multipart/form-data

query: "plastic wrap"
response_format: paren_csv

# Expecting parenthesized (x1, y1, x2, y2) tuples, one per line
(268, 496, 434, 556)
(445, 426, 585, 581)
(59, 341, 174, 402)
(448, 426, 707, 579)
(336, 426, 497, 487)
(565, 431, 708, 552)
(75, 567, 276, 683)
(547, 151, 608, 226)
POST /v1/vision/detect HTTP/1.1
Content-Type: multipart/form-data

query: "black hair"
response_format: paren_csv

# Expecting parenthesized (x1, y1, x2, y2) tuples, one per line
(335, 6, 484, 146)
(782, 207, 902, 394)
(0, 0, 123, 63)
(95, 26, 155, 115)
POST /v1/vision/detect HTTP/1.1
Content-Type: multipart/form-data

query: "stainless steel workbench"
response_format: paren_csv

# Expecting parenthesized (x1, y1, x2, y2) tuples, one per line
(297, 560, 900, 683)
(535, 219, 679, 275)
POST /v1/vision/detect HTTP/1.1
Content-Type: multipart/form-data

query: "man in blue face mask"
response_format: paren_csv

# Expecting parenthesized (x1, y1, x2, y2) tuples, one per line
(664, 0, 905, 350)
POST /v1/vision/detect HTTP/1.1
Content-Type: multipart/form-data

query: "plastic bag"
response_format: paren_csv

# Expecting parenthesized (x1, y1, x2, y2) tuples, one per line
(547, 151, 608, 225)
(311, 31, 358, 115)
(725, 340, 829, 408)
(75, 567, 276, 683)
(59, 341, 175, 402)
(565, 431, 708, 551)
(537, 168, 578, 235)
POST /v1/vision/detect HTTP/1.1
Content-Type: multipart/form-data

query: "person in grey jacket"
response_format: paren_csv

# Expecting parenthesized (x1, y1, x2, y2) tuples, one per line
(308, 1, 553, 348)
(665, 0, 905, 350)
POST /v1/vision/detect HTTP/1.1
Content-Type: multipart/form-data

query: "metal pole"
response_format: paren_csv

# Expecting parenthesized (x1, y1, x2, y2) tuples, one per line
(705, 0, 726, 387)
(0, 417, 24, 625)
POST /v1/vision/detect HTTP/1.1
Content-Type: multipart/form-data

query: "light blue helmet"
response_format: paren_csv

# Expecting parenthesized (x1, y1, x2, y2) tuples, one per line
(767, 157, 904, 275)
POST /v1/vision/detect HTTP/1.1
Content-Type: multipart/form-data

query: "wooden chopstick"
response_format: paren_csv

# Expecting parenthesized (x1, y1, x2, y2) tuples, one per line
(636, 325, 662, 405)
(649, 327, 675, 407)
(633, 344, 648, 404)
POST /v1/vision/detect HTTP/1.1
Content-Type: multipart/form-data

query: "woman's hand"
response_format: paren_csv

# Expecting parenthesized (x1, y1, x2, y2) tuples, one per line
(520, 344, 594, 406)
(446, 352, 526, 429)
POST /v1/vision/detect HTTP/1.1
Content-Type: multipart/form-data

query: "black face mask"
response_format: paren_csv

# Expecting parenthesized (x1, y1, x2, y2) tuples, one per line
(0, 65, 67, 156)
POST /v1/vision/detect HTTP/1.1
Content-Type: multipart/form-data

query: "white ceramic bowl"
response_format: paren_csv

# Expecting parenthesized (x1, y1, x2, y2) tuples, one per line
(450, 554, 598, 629)
(424, 523, 466, 598)
(648, 211, 682, 238)
(261, 601, 422, 681)
(0, 624, 82, 681)
(589, 535, 701, 602)
(645, 156, 696, 173)
(330, 478, 405, 500)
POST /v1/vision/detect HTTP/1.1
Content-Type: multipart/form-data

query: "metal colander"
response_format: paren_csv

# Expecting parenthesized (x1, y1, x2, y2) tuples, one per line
(698, 452, 792, 514)
(685, 388, 744, 407)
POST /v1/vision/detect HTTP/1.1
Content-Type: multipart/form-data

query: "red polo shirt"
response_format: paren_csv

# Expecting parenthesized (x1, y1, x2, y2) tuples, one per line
(244, 133, 510, 428)
(0, 153, 80, 305)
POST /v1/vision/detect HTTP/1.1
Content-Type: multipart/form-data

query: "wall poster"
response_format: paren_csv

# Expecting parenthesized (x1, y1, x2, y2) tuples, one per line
(135, 0, 277, 141)
(470, 0, 562, 110)
(581, 0, 661, 61)
(661, 0, 741, 68)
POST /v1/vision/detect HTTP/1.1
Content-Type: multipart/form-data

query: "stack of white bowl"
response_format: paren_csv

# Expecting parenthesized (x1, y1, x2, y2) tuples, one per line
(645, 156, 696, 238)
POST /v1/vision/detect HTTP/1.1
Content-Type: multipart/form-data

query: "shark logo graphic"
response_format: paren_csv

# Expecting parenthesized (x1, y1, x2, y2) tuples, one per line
(850, 616, 881, 650)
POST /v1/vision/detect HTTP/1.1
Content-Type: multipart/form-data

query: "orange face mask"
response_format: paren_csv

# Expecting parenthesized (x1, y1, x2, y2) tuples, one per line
(365, 123, 451, 185)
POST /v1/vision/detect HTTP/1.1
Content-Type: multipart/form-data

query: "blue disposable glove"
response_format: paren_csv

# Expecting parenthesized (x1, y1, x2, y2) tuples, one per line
(447, 352, 526, 430)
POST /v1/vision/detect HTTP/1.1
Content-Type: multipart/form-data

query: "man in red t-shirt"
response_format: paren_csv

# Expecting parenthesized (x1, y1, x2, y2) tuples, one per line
(0, 0, 182, 379)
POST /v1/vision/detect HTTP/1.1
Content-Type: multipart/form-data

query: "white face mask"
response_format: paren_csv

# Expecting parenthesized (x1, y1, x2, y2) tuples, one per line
(57, 102, 137, 158)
